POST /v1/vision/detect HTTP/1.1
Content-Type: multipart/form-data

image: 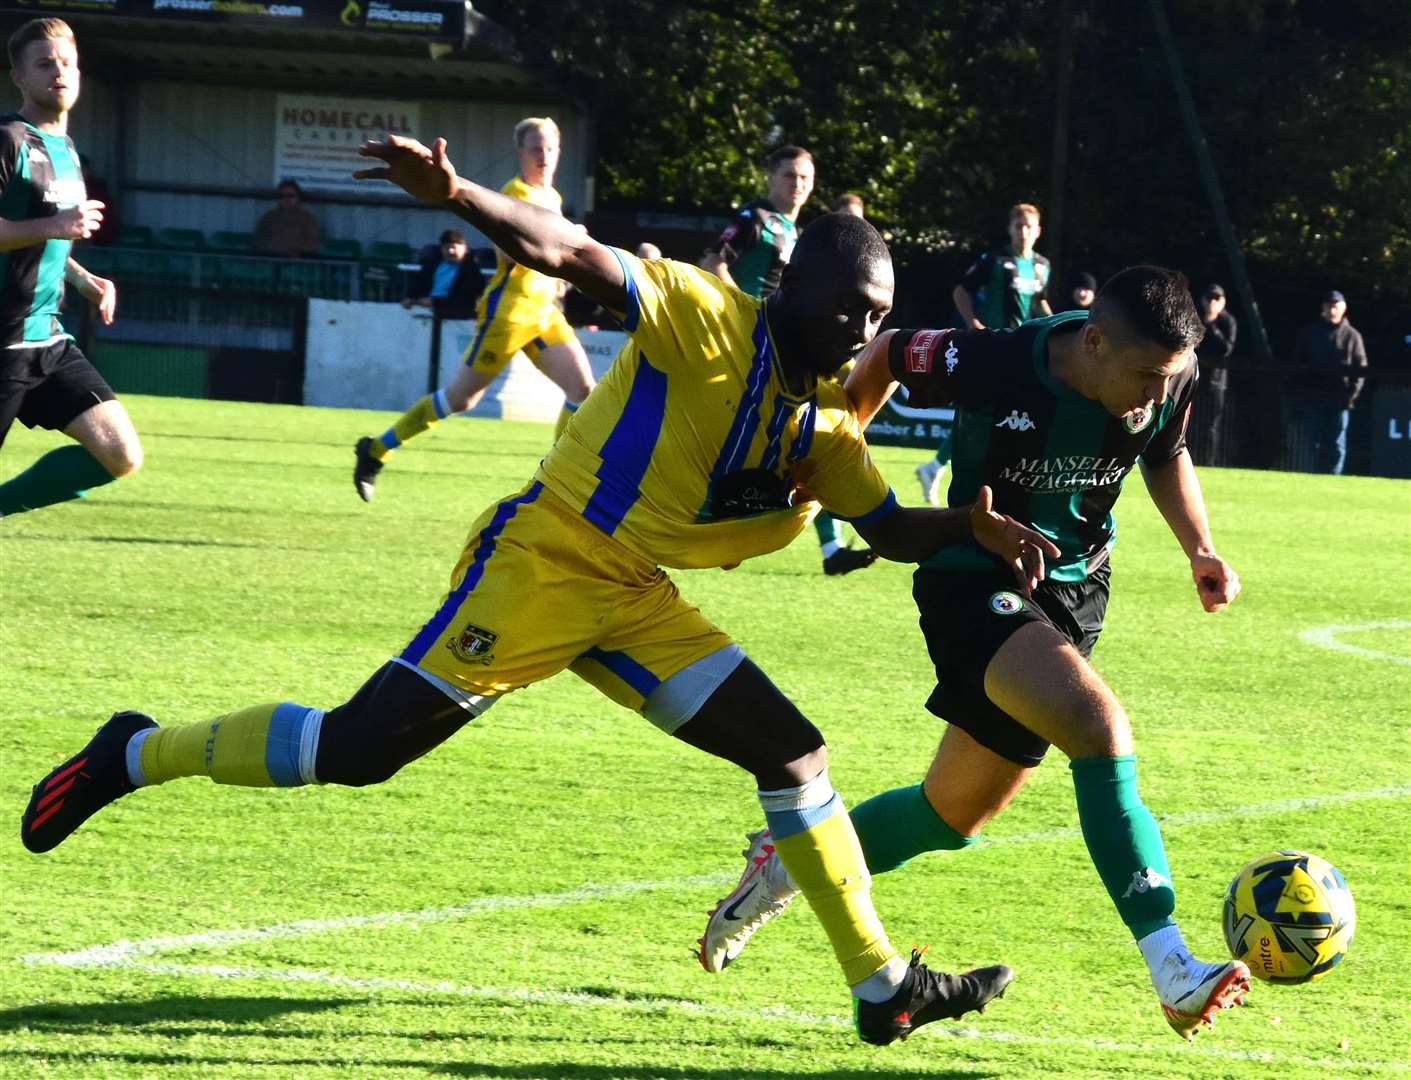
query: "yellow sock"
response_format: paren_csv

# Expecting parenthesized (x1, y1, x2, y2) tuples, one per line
(373, 391, 452, 459)
(552, 399, 579, 441)
(136, 703, 322, 788)
(768, 797, 897, 986)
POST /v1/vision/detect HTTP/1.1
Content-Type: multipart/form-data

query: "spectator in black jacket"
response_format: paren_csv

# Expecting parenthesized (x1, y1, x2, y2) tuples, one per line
(403, 229, 484, 319)
(1195, 284, 1238, 464)
(1288, 290, 1368, 475)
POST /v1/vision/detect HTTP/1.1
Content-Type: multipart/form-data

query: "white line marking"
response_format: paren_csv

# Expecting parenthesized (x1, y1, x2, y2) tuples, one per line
(23, 785, 1410, 970)
(47, 959, 1409, 1074)
(1299, 619, 1411, 666)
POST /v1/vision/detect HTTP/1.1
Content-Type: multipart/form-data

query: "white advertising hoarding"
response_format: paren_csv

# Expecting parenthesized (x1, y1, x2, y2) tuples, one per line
(273, 94, 421, 194)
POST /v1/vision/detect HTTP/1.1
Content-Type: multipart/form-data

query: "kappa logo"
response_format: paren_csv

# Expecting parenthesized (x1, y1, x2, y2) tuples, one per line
(995, 409, 1038, 432)
(905, 329, 945, 375)
(988, 591, 1024, 615)
(1124, 405, 1154, 434)
(1122, 866, 1172, 899)
(447, 622, 499, 665)
(945, 340, 960, 374)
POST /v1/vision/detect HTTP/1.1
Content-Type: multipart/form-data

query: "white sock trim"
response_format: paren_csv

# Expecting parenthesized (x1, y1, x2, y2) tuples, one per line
(1137, 923, 1189, 979)
(297, 707, 325, 785)
(757, 768, 833, 813)
(851, 954, 908, 1001)
(125, 727, 154, 788)
(819, 540, 842, 558)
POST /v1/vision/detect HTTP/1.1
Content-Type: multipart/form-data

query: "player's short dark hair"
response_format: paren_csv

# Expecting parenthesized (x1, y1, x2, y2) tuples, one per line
(793, 212, 890, 276)
(439, 229, 466, 245)
(766, 145, 812, 174)
(8, 17, 74, 69)
(277, 179, 303, 198)
(1093, 266, 1205, 352)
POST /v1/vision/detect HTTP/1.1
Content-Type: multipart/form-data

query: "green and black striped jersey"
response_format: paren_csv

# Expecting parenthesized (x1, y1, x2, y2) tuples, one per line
(889, 311, 1197, 582)
(0, 114, 86, 347)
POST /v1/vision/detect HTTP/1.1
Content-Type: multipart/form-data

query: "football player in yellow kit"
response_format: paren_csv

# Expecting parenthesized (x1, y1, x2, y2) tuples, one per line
(23, 132, 1059, 1046)
(354, 117, 595, 501)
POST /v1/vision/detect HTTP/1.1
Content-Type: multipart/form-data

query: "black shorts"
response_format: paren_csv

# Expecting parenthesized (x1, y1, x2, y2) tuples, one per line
(0, 338, 115, 447)
(912, 561, 1111, 767)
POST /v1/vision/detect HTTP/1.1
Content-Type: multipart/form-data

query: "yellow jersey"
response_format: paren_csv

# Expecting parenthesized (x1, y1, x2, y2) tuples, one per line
(476, 176, 564, 324)
(535, 250, 896, 570)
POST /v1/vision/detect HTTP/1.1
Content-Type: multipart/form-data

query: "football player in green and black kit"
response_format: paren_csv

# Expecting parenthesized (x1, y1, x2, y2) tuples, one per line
(1, 18, 142, 519)
(702, 267, 1255, 1042)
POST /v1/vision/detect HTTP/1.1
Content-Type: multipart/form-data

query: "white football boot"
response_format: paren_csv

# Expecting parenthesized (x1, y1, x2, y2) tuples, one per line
(1154, 953, 1251, 1039)
(697, 829, 799, 973)
(914, 459, 946, 507)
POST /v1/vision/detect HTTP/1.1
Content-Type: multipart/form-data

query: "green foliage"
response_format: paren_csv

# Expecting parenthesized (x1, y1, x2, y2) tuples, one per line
(481, 0, 1410, 316)
(2, 396, 1410, 1077)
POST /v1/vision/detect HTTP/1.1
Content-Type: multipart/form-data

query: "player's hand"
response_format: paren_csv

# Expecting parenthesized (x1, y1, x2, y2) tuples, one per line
(90, 275, 117, 325)
(1191, 551, 1239, 612)
(53, 200, 104, 240)
(969, 485, 1061, 596)
(355, 135, 457, 204)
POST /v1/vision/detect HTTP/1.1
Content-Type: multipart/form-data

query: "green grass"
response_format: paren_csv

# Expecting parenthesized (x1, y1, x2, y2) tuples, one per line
(2, 395, 1409, 1079)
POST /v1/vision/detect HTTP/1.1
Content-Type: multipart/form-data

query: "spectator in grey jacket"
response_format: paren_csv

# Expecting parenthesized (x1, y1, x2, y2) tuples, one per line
(1195, 284, 1237, 464)
(1289, 290, 1368, 475)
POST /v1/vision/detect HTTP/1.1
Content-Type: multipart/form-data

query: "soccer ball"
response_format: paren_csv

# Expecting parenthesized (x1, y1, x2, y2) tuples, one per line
(1222, 850, 1355, 984)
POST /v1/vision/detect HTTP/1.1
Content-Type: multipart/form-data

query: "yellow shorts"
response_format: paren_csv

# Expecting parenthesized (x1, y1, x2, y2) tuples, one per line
(463, 308, 577, 378)
(400, 482, 735, 721)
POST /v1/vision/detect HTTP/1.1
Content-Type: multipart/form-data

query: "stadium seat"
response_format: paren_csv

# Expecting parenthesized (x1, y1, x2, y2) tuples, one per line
(211, 258, 278, 294)
(116, 225, 155, 248)
(207, 231, 255, 254)
(155, 228, 205, 250)
(367, 241, 415, 264)
(320, 237, 362, 260)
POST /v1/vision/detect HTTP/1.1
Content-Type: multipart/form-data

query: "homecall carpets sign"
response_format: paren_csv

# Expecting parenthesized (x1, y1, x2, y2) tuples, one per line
(274, 94, 420, 194)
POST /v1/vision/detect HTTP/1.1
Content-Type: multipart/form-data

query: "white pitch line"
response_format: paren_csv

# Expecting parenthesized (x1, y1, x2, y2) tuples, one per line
(23, 784, 1411, 970)
(57, 958, 1411, 1075)
(1299, 619, 1411, 666)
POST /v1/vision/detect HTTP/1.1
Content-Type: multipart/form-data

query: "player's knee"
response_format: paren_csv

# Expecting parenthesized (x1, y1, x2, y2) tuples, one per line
(759, 743, 828, 791)
(1064, 702, 1132, 759)
(99, 440, 143, 478)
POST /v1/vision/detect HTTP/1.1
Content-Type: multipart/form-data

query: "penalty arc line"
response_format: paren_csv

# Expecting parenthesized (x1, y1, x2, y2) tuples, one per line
(1298, 620, 1411, 667)
(22, 784, 1410, 969)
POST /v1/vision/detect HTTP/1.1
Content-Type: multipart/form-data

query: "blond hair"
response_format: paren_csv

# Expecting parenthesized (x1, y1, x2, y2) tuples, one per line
(1010, 202, 1041, 223)
(514, 116, 560, 148)
(8, 17, 75, 70)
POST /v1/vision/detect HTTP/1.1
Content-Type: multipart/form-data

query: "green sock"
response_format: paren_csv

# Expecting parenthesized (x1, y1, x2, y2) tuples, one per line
(849, 783, 978, 874)
(0, 445, 115, 517)
(813, 511, 841, 547)
(1071, 755, 1175, 940)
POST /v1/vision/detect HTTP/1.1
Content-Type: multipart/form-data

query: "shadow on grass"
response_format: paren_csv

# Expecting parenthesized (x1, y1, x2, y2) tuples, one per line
(0, 995, 362, 1033)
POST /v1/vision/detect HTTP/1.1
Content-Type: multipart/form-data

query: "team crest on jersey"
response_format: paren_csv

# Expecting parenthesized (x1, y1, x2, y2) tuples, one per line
(905, 329, 945, 374)
(1123, 405, 1154, 434)
(988, 591, 1025, 615)
(447, 622, 499, 664)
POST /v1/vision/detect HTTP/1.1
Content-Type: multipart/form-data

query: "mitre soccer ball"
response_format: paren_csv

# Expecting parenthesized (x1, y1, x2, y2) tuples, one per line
(1222, 850, 1355, 984)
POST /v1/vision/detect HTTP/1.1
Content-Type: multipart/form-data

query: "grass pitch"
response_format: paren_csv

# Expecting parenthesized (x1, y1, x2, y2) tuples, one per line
(2, 394, 1409, 1079)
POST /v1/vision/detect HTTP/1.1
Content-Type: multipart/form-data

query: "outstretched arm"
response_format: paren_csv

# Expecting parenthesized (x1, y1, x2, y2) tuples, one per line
(844, 329, 901, 427)
(1140, 449, 1240, 612)
(355, 135, 627, 313)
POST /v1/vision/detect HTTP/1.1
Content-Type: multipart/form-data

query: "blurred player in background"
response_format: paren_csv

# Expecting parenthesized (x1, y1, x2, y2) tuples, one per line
(354, 117, 595, 502)
(702, 268, 1254, 1041)
(1, 18, 142, 519)
(22, 131, 1066, 1047)
(916, 202, 1054, 508)
(702, 147, 876, 576)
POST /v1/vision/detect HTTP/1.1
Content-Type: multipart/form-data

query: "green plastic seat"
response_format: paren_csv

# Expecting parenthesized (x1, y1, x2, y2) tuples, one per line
(207, 231, 255, 254)
(367, 241, 415, 264)
(155, 228, 205, 250)
(116, 225, 154, 248)
(320, 237, 362, 260)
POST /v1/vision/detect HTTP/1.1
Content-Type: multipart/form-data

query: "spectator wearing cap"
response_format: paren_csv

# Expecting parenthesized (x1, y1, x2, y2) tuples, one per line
(1288, 290, 1367, 474)
(403, 229, 485, 319)
(1195, 283, 1238, 464)
(1065, 272, 1097, 312)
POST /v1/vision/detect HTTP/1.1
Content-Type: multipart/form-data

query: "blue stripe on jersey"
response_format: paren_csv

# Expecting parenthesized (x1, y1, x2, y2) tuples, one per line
(764, 791, 845, 841)
(581, 647, 661, 698)
(582, 353, 668, 535)
(841, 488, 899, 526)
(608, 246, 641, 332)
(464, 269, 511, 366)
(757, 395, 793, 474)
(401, 483, 544, 664)
(785, 398, 817, 463)
(710, 313, 773, 482)
(265, 703, 312, 787)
